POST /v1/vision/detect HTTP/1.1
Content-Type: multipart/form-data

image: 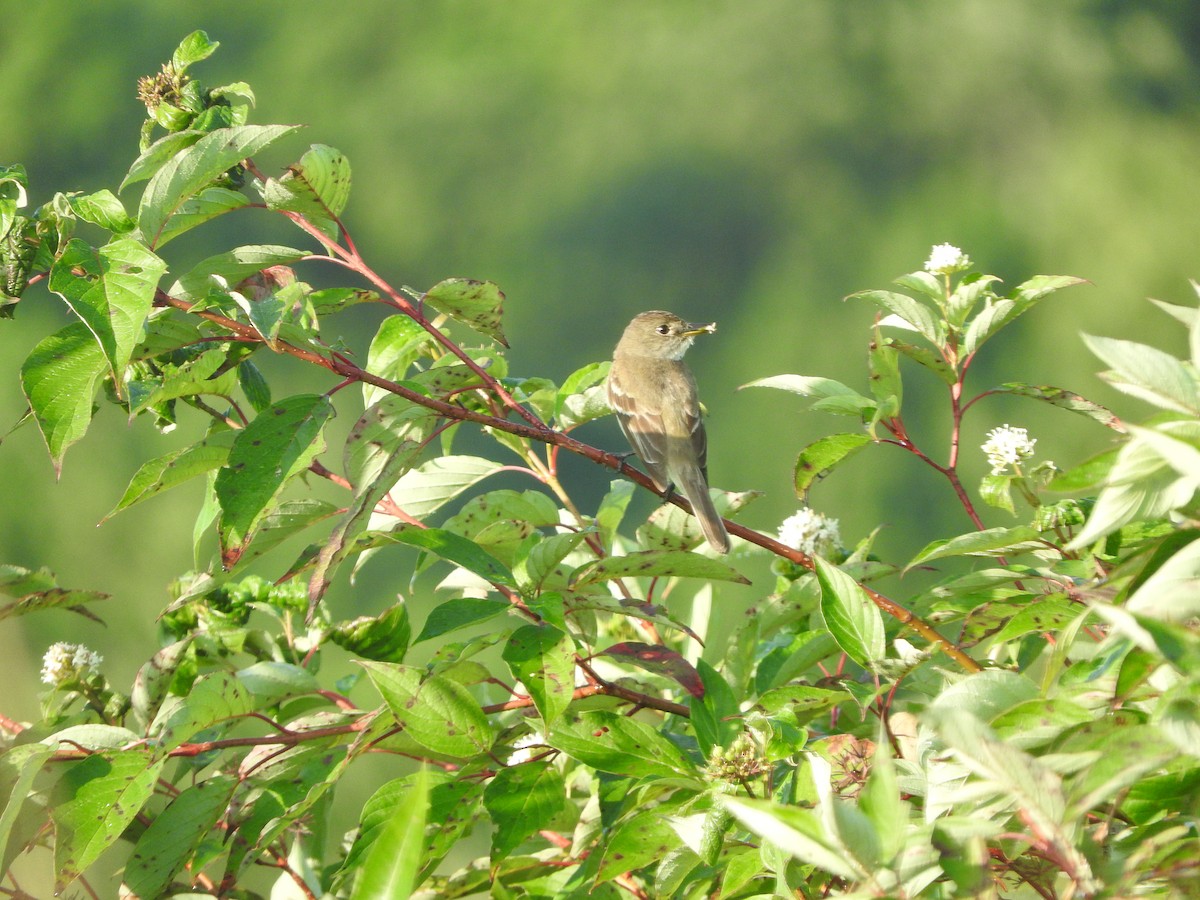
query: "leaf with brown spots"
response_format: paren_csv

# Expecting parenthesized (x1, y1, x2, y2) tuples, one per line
(550, 711, 697, 781)
(216, 393, 335, 565)
(423, 278, 508, 347)
(483, 760, 567, 861)
(51, 748, 166, 893)
(596, 809, 681, 885)
(502, 624, 576, 725)
(360, 661, 496, 758)
(601, 641, 704, 698)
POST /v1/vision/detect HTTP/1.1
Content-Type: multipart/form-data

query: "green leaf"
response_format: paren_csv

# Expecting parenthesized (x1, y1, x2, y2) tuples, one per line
(893, 270, 945, 302)
(907, 525, 1041, 568)
(262, 143, 352, 240)
(0, 164, 29, 243)
(227, 742, 350, 877)
(170, 243, 307, 300)
(0, 565, 109, 621)
(331, 601, 412, 663)
(868, 336, 903, 408)
(755, 631, 841, 693)
(238, 359, 272, 412)
(344, 396, 435, 487)
(596, 480, 636, 547)
(964, 276, 1084, 357)
(945, 273, 1003, 326)
(931, 710, 1095, 889)
(384, 526, 516, 587)
(385, 454, 503, 520)
(1048, 447, 1119, 492)
(992, 382, 1123, 430)
(502, 624, 576, 725)
(143, 353, 240, 414)
(445, 490, 560, 540)
(571, 549, 749, 587)
(215, 393, 335, 560)
(1083, 332, 1200, 414)
(638, 489, 760, 552)
(104, 430, 235, 520)
(483, 761, 567, 861)
(129, 637, 192, 730)
(989, 595, 1082, 645)
(148, 670, 254, 751)
(415, 597, 511, 643)
(307, 433, 429, 618)
(360, 662, 496, 757)
(120, 131, 206, 191)
(423, 278, 508, 347)
(51, 749, 167, 892)
(551, 711, 696, 780)
(1124, 421, 1200, 483)
(351, 767, 429, 900)
(794, 433, 872, 497)
(852, 288, 943, 344)
(722, 795, 864, 881)
(0, 744, 53, 875)
(155, 186, 251, 247)
(1125, 531, 1200, 620)
(978, 473, 1016, 513)
(815, 556, 884, 668)
(310, 286, 378, 315)
(556, 361, 611, 429)
(1066, 428, 1197, 548)
(1010, 274, 1087, 309)
(989, 697, 1095, 750)
(690, 660, 741, 757)
(339, 774, 482, 890)
(567, 592, 702, 643)
(962, 298, 1015, 357)
(596, 810, 681, 884)
(20, 322, 108, 474)
(858, 731, 906, 860)
(1061, 723, 1177, 819)
(513, 530, 591, 593)
(48, 238, 166, 385)
(757, 685, 849, 720)
(740, 374, 875, 417)
(363, 314, 435, 408)
(1149, 296, 1199, 328)
(171, 29, 219, 72)
(882, 336, 957, 385)
(122, 774, 237, 900)
(229, 498, 340, 572)
(66, 189, 135, 233)
(929, 669, 1039, 721)
(1092, 605, 1200, 674)
(139, 124, 301, 246)
(236, 661, 319, 702)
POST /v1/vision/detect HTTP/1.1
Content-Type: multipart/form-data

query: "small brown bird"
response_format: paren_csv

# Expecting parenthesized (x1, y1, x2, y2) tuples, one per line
(607, 310, 730, 554)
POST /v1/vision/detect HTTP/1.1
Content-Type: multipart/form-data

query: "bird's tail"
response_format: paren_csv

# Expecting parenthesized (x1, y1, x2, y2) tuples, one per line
(677, 470, 731, 554)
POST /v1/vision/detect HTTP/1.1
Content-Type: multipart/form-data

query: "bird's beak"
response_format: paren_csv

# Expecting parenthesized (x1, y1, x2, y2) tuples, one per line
(682, 322, 717, 337)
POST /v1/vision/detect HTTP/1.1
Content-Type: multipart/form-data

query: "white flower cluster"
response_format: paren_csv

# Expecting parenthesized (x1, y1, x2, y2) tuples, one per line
(505, 730, 547, 766)
(981, 424, 1037, 475)
(924, 243, 972, 276)
(40, 642, 103, 686)
(778, 508, 841, 558)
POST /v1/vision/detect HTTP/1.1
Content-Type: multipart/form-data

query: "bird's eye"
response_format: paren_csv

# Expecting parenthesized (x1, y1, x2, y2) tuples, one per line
(655, 324, 671, 335)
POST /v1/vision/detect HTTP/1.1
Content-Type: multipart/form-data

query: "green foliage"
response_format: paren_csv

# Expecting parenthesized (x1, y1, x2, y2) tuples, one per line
(3, 33, 1200, 899)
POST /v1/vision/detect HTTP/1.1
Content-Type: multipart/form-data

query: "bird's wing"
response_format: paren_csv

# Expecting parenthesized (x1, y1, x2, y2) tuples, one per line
(607, 365, 670, 491)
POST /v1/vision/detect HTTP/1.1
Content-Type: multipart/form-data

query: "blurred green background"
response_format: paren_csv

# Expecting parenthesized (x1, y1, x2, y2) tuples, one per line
(3, 0, 1199, 750)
